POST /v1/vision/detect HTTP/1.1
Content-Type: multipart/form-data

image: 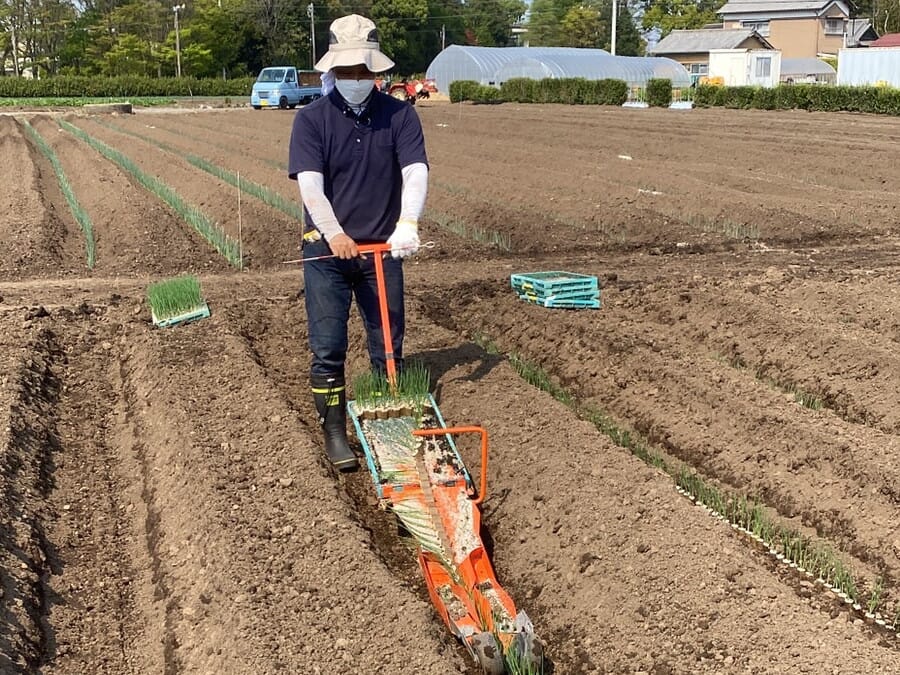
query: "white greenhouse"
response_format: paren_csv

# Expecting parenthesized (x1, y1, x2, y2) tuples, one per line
(425, 45, 692, 93)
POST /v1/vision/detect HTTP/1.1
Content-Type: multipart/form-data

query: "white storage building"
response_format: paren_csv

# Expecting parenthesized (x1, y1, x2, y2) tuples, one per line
(708, 49, 782, 87)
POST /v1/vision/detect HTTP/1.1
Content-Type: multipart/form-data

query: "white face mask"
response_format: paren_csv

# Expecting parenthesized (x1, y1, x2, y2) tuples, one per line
(335, 78, 375, 105)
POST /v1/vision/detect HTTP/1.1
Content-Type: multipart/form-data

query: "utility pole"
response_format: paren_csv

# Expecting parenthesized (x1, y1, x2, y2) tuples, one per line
(307, 3, 316, 69)
(10, 23, 19, 77)
(173, 4, 185, 77)
(611, 0, 617, 55)
(441, 24, 446, 50)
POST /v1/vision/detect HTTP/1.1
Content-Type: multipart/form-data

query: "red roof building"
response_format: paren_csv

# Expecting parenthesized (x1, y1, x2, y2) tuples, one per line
(870, 33, 900, 47)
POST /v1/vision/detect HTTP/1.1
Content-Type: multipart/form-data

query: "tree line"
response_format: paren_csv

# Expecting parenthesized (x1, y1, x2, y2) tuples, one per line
(0, 0, 527, 78)
(0, 0, 663, 80)
(7, 0, 889, 80)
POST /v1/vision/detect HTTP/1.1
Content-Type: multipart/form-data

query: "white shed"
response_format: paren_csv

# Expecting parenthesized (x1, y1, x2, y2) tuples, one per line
(708, 49, 781, 87)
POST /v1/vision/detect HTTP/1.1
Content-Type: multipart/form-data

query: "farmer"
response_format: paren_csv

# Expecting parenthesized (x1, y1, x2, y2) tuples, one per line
(288, 14, 429, 471)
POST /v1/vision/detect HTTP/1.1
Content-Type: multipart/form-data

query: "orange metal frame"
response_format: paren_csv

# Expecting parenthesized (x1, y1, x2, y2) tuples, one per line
(411, 427, 516, 643)
(357, 243, 397, 387)
(412, 426, 488, 505)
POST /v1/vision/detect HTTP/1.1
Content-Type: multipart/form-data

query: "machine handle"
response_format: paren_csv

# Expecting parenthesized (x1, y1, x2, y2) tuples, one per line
(356, 243, 396, 387)
(412, 426, 489, 505)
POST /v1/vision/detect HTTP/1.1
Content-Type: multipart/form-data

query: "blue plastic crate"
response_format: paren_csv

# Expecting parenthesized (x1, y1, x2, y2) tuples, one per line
(511, 271, 598, 296)
(517, 294, 600, 309)
(516, 288, 600, 302)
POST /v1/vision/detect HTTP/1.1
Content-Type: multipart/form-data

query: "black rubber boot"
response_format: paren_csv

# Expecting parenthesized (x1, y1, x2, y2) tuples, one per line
(311, 374, 358, 472)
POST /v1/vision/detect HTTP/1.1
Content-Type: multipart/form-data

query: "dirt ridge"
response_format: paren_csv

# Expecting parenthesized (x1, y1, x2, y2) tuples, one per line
(0, 327, 62, 671)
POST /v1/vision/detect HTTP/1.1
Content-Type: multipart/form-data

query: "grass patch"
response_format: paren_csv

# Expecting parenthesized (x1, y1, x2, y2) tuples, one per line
(59, 119, 241, 266)
(427, 210, 512, 251)
(0, 96, 177, 108)
(723, 354, 827, 412)
(352, 360, 431, 414)
(147, 275, 206, 321)
(683, 213, 760, 241)
(19, 119, 95, 268)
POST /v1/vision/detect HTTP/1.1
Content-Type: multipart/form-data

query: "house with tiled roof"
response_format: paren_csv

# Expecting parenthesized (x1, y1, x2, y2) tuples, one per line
(648, 28, 774, 80)
(717, 0, 855, 57)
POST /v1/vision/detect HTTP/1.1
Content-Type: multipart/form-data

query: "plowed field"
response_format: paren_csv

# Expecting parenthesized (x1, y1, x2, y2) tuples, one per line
(1, 101, 899, 674)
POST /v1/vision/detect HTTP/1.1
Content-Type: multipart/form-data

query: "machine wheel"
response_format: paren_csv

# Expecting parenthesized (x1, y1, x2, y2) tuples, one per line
(252, 105, 261, 110)
(279, 96, 289, 109)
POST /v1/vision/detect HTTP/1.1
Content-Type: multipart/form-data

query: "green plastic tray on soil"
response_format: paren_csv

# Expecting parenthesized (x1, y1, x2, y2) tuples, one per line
(516, 287, 601, 302)
(151, 302, 211, 328)
(516, 295, 600, 309)
(511, 271, 599, 295)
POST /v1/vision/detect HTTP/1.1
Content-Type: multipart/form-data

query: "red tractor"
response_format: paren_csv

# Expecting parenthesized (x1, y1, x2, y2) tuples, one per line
(387, 78, 434, 104)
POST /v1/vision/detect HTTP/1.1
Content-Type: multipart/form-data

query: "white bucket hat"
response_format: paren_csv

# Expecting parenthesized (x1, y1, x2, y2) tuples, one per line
(314, 14, 395, 73)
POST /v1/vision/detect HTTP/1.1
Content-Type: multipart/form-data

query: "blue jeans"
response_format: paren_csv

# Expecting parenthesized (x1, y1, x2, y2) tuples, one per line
(302, 238, 405, 379)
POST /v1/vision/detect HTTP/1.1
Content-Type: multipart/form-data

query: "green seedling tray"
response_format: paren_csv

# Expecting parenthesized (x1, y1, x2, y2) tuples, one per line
(151, 302, 211, 328)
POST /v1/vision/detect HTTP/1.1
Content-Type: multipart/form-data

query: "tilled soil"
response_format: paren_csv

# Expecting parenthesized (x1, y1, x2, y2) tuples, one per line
(0, 102, 898, 674)
(28, 116, 229, 278)
(65, 113, 299, 271)
(0, 118, 82, 279)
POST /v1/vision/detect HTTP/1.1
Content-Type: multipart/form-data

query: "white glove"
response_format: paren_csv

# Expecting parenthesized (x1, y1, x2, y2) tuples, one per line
(387, 219, 420, 259)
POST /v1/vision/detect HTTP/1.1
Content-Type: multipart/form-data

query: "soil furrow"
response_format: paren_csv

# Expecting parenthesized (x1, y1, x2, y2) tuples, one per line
(38, 308, 149, 675)
(0, 326, 62, 672)
(223, 296, 484, 672)
(403, 294, 900, 672)
(112, 306, 460, 673)
(67, 116, 299, 270)
(29, 116, 230, 278)
(0, 118, 81, 279)
(421, 278, 900, 582)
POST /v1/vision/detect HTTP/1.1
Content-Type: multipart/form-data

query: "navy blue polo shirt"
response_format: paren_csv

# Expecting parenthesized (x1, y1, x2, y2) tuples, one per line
(288, 90, 428, 242)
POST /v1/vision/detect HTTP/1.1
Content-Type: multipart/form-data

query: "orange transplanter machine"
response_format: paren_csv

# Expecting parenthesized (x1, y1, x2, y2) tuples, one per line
(348, 245, 542, 673)
(348, 408, 543, 673)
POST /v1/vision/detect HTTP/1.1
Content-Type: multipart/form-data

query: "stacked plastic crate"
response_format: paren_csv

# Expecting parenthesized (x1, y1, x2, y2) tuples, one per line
(510, 271, 601, 309)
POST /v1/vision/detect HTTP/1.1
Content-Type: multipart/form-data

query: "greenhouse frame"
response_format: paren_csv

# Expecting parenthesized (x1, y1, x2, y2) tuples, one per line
(426, 45, 692, 93)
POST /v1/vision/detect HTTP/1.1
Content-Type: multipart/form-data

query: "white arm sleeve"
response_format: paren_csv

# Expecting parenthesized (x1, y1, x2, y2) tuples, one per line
(399, 162, 428, 223)
(297, 171, 344, 241)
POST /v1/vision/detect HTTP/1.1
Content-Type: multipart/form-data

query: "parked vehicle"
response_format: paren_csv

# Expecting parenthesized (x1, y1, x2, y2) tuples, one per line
(251, 67, 321, 109)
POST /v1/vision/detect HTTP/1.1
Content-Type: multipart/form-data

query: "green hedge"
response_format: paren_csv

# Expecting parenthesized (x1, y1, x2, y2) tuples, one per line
(0, 75, 256, 98)
(646, 78, 673, 107)
(471, 85, 503, 104)
(694, 83, 900, 115)
(453, 77, 628, 106)
(449, 80, 480, 103)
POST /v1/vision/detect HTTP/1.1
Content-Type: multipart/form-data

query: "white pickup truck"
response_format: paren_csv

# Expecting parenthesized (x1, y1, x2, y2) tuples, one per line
(250, 66, 322, 109)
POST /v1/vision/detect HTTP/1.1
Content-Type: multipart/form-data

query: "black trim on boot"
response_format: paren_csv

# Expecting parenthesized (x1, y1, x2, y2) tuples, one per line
(311, 374, 358, 471)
